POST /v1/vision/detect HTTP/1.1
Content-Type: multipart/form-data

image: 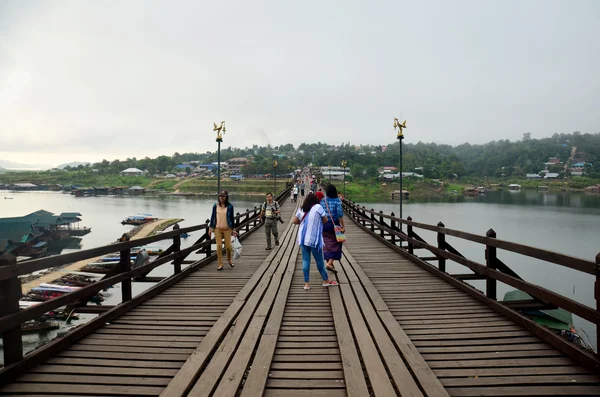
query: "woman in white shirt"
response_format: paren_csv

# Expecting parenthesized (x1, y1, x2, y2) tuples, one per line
(292, 193, 340, 290)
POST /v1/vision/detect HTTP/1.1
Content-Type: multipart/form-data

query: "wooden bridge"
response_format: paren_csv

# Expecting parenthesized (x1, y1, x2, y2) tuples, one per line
(1, 188, 600, 396)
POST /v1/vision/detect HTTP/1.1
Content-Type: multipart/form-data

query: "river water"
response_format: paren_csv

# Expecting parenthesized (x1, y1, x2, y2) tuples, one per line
(1, 189, 599, 360)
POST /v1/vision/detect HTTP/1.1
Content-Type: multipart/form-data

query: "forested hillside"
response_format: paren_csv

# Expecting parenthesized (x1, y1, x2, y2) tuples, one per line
(60, 131, 599, 180)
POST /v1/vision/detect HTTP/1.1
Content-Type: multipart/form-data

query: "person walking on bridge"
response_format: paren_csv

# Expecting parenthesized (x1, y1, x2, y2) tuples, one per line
(292, 192, 339, 290)
(260, 192, 280, 250)
(209, 190, 237, 271)
(320, 184, 345, 272)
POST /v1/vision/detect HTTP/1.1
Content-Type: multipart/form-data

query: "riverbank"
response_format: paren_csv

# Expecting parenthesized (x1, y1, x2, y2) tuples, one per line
(2, 169, 599, 199)
(19, 218, 182, 294)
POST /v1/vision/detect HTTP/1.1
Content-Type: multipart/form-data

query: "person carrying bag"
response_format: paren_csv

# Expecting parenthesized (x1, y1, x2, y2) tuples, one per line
(320, 184, 346, 273)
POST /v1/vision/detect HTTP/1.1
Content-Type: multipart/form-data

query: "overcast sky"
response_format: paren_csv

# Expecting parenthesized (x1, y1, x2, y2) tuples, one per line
(1, 0, 598, 167)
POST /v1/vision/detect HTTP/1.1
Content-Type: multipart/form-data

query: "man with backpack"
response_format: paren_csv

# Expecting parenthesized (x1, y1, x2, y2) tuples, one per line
(260, 192, 280, 250)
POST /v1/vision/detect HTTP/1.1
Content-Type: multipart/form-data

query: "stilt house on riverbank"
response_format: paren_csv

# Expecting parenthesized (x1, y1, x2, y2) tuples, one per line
(0, 210, 91, 258)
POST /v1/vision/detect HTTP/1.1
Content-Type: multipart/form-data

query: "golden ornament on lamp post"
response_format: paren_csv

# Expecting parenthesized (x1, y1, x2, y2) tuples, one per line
(393, 118, 407, 229)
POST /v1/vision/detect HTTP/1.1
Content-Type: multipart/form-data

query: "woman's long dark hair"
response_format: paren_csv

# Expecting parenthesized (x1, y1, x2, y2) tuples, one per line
(301, 192, 319, 213)
(325, 184, 338, 199)
(218, 195, 229, 207)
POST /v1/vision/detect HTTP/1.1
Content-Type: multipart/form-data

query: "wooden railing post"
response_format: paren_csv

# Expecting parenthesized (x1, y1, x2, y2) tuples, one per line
(204, 219, 212, 257)
(172, 223, 182, 274)
(244, 210, 250, 233)
(486, 229, 498, 300)
(407, 216, 414, 254)
(437, 221, 446, 272)
(119, 234, 132, 301)
(0, 252, 23, 366)
(235, 212, 240, 232)
(370, 209, 375, 232)
(595, 252, 600, 358)
(379, 211, 385, 239)
(390, 212, 396, 246)
(362, 206, 367, 227)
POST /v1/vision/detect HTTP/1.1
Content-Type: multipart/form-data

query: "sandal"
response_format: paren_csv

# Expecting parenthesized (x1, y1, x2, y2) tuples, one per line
(323, 280, 339, 287)
(326, 266, 337, 273)
(217, 266, 224, 271)
(228, 262, 235, 268)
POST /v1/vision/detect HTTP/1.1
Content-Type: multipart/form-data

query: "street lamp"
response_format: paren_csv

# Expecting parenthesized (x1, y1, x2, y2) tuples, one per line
(213, 121, 226, 195)
(341, 159, 347, 198)
(273, 160, 278, 195)
(394, 118, 406, 228)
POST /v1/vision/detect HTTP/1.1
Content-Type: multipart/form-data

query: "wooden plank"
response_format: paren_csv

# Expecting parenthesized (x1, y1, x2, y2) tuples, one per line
(338, 260, 426, 396)
(188, 263, 288, 395)
(440, 374, 600, 387)
(427, 357, 575, 368)
(264, 389, 347, 397)
(45, 356, 183, 369)
(29, 365, 178, 377)
(240, 237, 299, 397)
(211, 271, 285, 395)
(335, 267, 398, 396)
(16, 373, 171, 386)
(0, 383, 164, 395)
(268, 370, 345, 379)
(342, 251, 450, 396)
(162, 217, 296, 397)
(328, 271, 370, 397)
(445, 385, 600, 396)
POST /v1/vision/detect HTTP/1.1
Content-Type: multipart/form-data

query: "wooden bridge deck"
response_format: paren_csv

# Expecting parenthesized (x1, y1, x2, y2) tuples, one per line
(1, 197, 600, 396)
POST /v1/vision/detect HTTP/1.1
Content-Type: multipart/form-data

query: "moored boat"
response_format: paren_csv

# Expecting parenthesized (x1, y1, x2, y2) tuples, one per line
(121, 214, 157, 225)
(21, 319, 60, 334)
(503, 290, 595, 352)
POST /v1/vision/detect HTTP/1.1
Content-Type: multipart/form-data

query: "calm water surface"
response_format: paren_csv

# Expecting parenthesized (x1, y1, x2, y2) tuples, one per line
(1, 189, 599, 359)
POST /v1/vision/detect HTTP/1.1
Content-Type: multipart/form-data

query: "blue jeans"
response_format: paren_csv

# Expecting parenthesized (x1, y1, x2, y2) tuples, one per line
(300, 245, 328, 283)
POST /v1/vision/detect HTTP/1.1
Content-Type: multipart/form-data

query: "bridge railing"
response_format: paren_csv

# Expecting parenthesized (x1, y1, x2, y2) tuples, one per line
(0, 188, 291, 370)
(343, 199, 600, 370)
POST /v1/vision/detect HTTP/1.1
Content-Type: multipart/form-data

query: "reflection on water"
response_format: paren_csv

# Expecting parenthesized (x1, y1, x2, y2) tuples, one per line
(352, 190, 600, 211)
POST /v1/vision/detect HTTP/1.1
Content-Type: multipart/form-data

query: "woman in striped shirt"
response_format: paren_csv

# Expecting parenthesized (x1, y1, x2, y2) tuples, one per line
(292, 192, 340, 290)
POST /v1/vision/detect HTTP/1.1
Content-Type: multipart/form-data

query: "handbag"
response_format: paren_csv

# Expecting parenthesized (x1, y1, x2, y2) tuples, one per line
(325, 199, 346, 243)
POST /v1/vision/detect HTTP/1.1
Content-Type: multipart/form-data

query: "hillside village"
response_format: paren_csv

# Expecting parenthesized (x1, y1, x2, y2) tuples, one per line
(1, 132, 599, 193)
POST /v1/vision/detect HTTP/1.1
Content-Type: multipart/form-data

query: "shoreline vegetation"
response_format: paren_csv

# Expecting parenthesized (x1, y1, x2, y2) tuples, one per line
(2, 170, 599, 199)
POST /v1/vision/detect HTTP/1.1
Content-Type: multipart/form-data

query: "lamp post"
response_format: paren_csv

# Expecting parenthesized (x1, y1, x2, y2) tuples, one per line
(394, 118, 406, 229)
(273, 160, 278, 195)
(213, 121, 226, 195)
(341, 159, 347, 198)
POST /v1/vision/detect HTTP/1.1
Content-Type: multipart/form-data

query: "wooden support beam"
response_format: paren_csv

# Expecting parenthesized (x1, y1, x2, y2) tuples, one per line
(134, 276, 166, 283)
(66, 305, 115, 314)
(420, 256, 439, 261)
(454, 273, 487, 280)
